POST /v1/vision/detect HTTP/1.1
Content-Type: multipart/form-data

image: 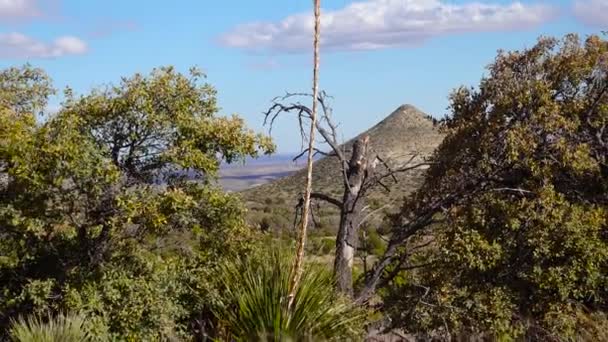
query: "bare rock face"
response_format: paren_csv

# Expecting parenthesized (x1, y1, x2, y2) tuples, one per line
(240, 104, 445, 232)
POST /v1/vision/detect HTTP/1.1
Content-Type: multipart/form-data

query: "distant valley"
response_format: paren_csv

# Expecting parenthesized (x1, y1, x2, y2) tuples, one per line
(219, 154, 308, 191)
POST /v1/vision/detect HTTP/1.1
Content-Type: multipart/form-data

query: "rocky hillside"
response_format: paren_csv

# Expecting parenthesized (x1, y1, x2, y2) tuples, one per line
(239, 104, 445, 234)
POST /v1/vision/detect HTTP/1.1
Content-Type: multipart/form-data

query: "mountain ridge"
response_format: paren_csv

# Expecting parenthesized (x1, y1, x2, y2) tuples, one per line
(239, 104, 445, 233)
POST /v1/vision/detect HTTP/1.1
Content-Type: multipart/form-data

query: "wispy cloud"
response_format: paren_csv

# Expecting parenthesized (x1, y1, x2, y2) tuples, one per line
(0, 32, 87, 59)
(218, 0, 558, 54)
(0, 0, 40, 20)
(0, 1, 95, 60)
(573, 0, 608, 28)
(0, 0, 63, 22)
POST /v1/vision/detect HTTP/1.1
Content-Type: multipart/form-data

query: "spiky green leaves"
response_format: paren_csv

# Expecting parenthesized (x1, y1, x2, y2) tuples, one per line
(213, 252, 365, 341)
(9, 312, 102, 342)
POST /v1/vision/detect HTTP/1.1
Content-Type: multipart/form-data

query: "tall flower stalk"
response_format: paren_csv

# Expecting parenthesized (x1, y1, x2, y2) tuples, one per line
(288, 0, 321, 309)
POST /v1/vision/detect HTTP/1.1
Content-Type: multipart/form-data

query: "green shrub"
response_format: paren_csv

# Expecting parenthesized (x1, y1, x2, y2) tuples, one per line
(213, 251, 365, 341)
(9, 312, 104, 342)
(307, 237, 335, 256)
(63, 254, 189, 340)
(367, 229, 386, 256)
(0, 65, 271, 339)
(381, 33, 608, 338)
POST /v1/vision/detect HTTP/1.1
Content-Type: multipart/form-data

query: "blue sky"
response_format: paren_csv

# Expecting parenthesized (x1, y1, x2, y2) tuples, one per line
(0, 0, 606, 152)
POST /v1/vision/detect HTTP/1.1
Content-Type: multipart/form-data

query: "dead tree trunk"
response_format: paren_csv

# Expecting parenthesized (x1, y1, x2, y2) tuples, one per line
(264, 93, 429, 297)
(334, 136, 372, 294)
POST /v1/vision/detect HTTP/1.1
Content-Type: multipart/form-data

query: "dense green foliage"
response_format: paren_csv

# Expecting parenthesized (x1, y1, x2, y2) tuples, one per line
(3, 32, 608, 341)
(0, 65, 274, 339)
(382, 34, 608, 339)
(213, 251, 365, 341)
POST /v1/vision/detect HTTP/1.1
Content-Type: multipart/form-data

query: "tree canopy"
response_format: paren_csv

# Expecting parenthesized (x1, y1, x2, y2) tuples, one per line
(380, 34, 608, 339)
(0, 65, 274, 339)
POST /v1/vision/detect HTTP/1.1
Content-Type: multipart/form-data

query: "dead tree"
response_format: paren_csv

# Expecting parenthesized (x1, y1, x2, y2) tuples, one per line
(264, 92, 429, 296)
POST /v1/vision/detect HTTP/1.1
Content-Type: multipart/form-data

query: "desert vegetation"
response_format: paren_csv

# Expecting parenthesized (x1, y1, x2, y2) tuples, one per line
(0, 7, 607, 340)
(242, 32, 608, 340)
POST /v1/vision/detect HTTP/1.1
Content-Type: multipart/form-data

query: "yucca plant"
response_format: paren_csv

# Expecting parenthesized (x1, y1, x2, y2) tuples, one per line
(213, 252, 365, 341)
(9, 312, 100, 342)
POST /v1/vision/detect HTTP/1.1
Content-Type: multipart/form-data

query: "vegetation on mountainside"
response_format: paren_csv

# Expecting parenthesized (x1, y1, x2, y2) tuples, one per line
(242, 104, 442, 237)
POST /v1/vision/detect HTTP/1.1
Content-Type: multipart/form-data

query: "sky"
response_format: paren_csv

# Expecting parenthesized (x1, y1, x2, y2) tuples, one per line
(0, 0, 606, 152)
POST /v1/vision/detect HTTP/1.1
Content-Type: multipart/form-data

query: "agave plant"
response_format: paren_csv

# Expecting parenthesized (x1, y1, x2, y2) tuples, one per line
(9, 312, 101, 342)
(213, 252, 365, 341)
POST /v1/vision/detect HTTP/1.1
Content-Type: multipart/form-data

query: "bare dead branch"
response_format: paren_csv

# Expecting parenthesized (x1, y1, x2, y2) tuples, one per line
(377, 180, 391, 193)
(489, 187, 535, 195)
(374, 162, 431, 185)
(292, 147, 330, 162)
(375, 155, 399, 183)
(356, 203, 392, 230)
(310, 192, 343, 208)
(265, 91, 347, 164)
(315, 124, 346, 162)
(264, 87, 439, 297)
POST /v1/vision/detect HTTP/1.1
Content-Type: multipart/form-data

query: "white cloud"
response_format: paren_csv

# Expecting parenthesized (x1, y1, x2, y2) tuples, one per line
(0, 0, 41, 20)
(573, 0, 608, 28)
(218, 0, 558, 53)
(0, 32, 88, 59)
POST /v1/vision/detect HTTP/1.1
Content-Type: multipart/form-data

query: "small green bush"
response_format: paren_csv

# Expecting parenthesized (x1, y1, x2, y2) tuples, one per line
(307, 237, 335, 256)
(9, 312, 103, 342)
(367, 229, 387, 256)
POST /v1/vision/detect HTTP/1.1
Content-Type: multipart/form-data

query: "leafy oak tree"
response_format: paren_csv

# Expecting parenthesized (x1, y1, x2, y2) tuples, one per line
(0, 65, 274, 339)
(375, 34, 608, 339)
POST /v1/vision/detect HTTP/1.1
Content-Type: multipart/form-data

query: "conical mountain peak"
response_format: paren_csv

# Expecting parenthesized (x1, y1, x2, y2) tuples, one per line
(365, 104, 434, 135)
(351, 103, 440, 157)
(241, 104, 444, 200)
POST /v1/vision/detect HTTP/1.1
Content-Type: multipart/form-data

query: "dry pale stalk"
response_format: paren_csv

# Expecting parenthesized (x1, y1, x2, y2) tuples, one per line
(287, 0, 321, 309)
